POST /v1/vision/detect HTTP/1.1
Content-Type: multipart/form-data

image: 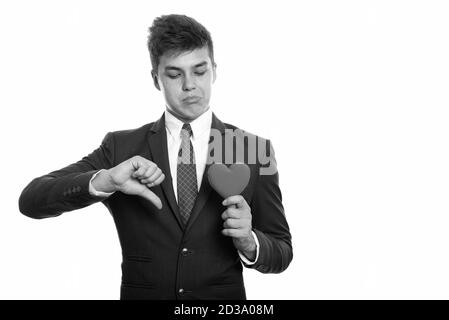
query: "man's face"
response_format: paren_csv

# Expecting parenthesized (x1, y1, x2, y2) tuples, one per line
(153, 46, 216, 122)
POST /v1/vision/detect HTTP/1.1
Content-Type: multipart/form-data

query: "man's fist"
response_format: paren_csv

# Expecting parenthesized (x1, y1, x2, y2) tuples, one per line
(92, 156, 165, 209)
(221, 195, 256, 260)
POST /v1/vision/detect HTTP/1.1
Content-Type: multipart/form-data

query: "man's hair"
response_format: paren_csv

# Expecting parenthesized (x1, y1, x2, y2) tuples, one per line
(147, 14, 215, 72)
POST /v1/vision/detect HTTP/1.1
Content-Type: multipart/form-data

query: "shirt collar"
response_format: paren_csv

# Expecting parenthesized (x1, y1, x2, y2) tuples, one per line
(164, 107, 213, 139)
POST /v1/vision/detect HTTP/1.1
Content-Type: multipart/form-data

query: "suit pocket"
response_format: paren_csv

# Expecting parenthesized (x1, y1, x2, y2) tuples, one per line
(211, 282, 243, 288)
(120, 283, 157, 300)
(121, 256, 155, 288)
(125, 255, 153, 262)
(121, 282, 155, 289)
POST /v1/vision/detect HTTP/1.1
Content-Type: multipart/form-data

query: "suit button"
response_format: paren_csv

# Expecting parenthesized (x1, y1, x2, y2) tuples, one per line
(178, 288, 184, 294)
(182, 248, 188, 256)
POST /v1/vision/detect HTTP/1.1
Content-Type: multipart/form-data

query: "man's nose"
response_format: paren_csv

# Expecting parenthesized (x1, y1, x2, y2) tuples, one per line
(182, 75, 196, 91)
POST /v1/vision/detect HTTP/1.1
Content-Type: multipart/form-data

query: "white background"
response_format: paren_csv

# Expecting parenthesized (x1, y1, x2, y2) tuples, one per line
(1, 0, 448, 299)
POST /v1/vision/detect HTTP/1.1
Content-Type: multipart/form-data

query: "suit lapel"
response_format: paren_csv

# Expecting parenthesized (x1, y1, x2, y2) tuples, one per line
(147, 113, 184, 230)
(185, 113, 226, 234)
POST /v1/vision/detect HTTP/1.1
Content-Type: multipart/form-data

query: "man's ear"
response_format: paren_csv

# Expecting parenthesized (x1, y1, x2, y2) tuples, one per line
(151, 70, 161, 91)
(212, 62, 217, 83)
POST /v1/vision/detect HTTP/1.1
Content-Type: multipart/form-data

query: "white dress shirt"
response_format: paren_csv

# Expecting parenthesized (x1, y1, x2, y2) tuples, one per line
(89, 107, 259, 265)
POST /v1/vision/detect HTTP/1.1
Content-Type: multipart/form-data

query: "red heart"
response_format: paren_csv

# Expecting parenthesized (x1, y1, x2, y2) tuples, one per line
(207, 163, 250, 198)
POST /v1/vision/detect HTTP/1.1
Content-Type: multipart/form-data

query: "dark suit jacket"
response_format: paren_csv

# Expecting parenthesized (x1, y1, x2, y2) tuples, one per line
(19, 113, 292, 300)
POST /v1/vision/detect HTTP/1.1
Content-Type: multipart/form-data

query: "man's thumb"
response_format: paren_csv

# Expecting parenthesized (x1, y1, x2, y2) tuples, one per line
(139, 187, 162, 210)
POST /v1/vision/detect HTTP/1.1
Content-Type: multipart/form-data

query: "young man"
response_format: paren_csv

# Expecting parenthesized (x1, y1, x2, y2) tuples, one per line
(19, 14, 292, 300)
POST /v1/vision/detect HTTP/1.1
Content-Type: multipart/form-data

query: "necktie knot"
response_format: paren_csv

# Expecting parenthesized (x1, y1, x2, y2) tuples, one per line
(181, 123, 193, 139)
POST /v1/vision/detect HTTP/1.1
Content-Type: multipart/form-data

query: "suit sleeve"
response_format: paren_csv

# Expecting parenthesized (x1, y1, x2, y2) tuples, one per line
(18, 132, 115, 219)
(246, 140, 293, 273)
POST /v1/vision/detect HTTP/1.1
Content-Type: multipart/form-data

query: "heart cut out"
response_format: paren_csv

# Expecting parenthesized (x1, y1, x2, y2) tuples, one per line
(207, 163, 250, 198)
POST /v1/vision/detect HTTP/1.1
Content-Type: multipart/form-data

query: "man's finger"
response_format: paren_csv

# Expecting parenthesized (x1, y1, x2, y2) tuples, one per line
(147, 167, 162, 182)
(153, 173, 165, 186)
(142, 165, 157, 179)
(223, 218, 242, 229)
(131, 157, 156, 178)
(133, 165, 148, 178)
(146, 173, 165, 188)
(221, 228, 244, 238)
(222, 195, 246, 208)
(140, 168, 163, 184)
(221, 207, 241, 220)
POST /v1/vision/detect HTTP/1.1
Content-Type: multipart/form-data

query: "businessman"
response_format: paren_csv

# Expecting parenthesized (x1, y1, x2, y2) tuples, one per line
(19, 14, 292, 300)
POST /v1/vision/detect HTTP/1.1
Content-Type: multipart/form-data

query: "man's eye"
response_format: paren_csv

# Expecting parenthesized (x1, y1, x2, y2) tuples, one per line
(195, 71, 206, 76)
(167, 74, 181, 79)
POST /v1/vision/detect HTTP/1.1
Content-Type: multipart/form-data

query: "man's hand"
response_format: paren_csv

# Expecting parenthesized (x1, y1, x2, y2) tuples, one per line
(92, 156, 165, 209)
(221, 195, 256, 261)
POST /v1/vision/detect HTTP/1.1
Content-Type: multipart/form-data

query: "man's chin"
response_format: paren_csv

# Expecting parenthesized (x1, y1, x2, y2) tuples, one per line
(167, 105, 208, 122)
(180, 105, 209, 120)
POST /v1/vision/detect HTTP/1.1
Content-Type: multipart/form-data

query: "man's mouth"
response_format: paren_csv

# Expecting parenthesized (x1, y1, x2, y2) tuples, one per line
(183, 96, 201, 103)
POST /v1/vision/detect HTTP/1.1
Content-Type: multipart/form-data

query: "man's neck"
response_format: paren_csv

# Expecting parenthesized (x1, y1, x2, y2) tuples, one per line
(165, 106, 209, 123)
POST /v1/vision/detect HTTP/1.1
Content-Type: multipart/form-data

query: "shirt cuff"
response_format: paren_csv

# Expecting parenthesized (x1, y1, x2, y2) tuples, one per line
(238, 231, 260, 265)
(89, 169, 115, 198)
